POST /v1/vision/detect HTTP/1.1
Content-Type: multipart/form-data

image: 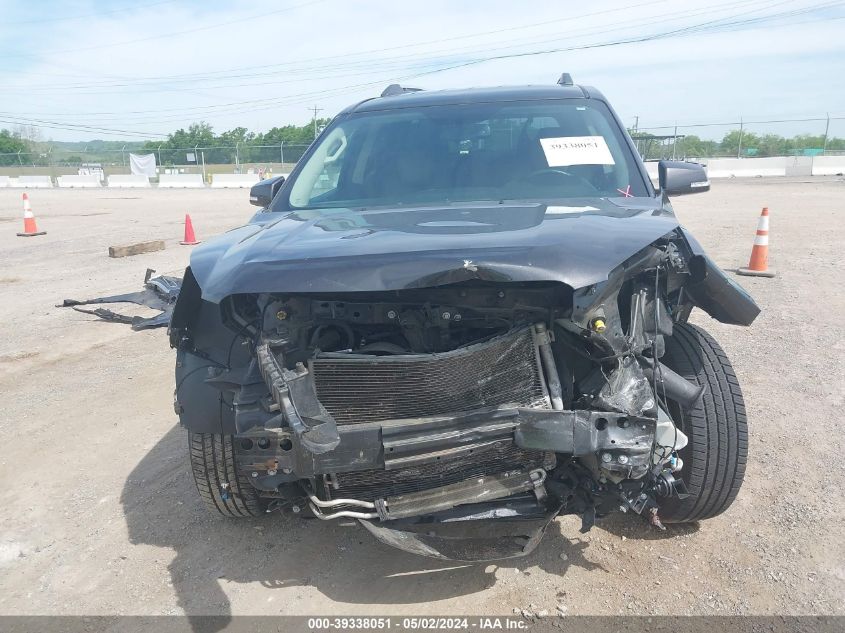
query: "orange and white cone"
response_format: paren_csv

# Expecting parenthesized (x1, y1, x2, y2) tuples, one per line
(180, 214, 201, 245)
(737, 207, 775, 278)
(17, 192, 46, 237)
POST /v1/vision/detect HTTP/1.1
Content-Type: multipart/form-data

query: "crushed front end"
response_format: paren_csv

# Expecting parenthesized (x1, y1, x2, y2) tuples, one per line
(171, 229, 756, 560)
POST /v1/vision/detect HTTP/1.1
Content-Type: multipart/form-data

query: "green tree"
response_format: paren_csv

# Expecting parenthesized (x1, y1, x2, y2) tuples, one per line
(258, 118, 331, 145)
(720, 130, 761, 156)
(678, 135, 718, 159)
(0, 129, 29, 166)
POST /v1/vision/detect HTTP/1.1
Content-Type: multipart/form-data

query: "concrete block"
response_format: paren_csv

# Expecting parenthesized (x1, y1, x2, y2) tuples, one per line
(211, 173, 260, 188)
(643, 161, 659, 184)
(158, 174, 205, 188)
(15, 175, 53, 188)
(57, 174, 101, 188)
(705, 157, 787, 178)
(811, 156, 845, 176)
(784, 156, 812, 177)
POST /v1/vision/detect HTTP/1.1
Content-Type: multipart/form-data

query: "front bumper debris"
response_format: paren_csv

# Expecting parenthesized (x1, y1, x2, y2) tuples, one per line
(60, 269, 181, 330)
(359, 495, 562, 561)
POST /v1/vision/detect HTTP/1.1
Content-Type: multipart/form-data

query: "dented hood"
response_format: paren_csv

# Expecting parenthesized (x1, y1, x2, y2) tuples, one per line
(190, 199, 680, 302)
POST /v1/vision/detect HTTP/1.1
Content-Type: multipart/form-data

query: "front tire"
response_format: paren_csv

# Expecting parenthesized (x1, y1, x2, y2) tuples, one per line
(658, 323, 748, 523)
(189, 432, 266, 517)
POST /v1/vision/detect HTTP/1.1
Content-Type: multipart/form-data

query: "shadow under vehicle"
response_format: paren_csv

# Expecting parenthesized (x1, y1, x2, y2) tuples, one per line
(169, 75, 757, 561)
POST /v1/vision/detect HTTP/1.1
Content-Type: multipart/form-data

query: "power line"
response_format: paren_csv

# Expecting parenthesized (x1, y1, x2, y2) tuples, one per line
(0, 0, 781, 92)
(3, 2, 841, 136)
(2, 0, 330, 59)
(1, 0, 826, 132)
(308, 105, 324, 139)
(9, 6, 832, 131)
(4, 0, 179, 25)
(22, 0, 668, 86)
(0, 115, 167, 138)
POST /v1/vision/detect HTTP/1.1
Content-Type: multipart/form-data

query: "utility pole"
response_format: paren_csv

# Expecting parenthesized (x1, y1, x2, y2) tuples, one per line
(672, 124, 678, 160)
(309, 105, 323, 140)
(737, 117, 744, 159)
(823, 112, 830, 154)
(631, 116, 639, 155)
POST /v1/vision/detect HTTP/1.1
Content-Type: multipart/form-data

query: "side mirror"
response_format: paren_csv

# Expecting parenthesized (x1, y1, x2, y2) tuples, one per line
(658, 160, 709, 196)
(249, 175, 286, 207)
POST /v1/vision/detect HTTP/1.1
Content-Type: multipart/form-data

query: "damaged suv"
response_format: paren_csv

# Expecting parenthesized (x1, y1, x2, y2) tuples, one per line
(170, 76, 758, 560)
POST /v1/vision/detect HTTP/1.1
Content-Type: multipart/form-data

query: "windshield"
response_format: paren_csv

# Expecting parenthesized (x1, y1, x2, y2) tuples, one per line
(282, 99, 648, 211)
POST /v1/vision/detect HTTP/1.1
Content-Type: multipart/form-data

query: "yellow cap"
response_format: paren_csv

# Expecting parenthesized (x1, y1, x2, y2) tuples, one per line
(591, 318, 607, 333)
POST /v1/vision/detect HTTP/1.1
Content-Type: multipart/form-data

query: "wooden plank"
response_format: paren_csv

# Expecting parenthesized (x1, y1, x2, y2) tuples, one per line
(108, 240, 165, 258)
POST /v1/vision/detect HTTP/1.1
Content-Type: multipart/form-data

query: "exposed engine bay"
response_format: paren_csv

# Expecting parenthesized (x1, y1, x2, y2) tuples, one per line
(171, 227, 757, 559)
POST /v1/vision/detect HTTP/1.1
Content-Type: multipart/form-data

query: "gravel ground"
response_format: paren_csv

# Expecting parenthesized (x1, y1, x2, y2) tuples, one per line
(0, 180, 842, 617)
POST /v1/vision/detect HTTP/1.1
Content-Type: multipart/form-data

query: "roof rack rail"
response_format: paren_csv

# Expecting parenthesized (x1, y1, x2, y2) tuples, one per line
(380, 84, 424, 97)
(556, 73, 574, 86)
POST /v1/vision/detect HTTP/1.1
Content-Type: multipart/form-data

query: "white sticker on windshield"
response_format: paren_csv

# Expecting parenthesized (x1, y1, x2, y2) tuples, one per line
(540, 136, 615, 167)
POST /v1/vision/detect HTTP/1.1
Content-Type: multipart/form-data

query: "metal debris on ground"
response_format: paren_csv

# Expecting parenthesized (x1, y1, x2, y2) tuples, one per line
(59, 268, 182, 330)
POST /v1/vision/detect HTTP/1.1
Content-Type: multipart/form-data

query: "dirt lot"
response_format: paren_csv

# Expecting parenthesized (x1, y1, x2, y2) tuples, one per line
(0, 180, 842, 617)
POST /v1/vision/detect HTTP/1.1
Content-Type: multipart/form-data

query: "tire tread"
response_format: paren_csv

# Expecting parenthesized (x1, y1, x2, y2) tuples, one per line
(659, 323, 748, 523)
(189, 431, 265, 517)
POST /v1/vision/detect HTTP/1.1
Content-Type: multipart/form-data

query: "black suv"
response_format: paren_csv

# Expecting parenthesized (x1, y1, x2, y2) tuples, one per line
(170, 75, 758, 561)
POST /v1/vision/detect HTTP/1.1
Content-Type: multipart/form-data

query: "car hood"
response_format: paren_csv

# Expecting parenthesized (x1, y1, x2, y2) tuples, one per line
(191, 198, 680, 302)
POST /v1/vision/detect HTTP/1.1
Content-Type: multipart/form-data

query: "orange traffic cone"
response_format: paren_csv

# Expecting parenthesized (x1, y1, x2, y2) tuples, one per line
(737, 207, 775, 278)
(180, 214, 201, 245)
(16, 192, 46, 237)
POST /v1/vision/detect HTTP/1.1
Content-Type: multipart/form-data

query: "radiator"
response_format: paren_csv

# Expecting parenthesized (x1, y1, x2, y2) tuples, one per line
(310, 327, 551, 425)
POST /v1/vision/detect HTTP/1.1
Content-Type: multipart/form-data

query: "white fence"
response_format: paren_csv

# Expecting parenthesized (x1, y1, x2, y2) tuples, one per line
(0, 176, 10, 187)
(107, 175, 151, 188)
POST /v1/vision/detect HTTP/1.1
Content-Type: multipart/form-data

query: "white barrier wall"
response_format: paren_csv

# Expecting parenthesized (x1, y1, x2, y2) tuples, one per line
(57, 174, 101, 188)
(705, 157, 787, 178)
(811, 156, 845, 176)
(791, 156, 813, 176)
(107, 175, 151, 188)
(15, 175, 53, 188)
(158, 174, 205, 188)
(0, 176, 10, 187)
(211, 173, 260, 188)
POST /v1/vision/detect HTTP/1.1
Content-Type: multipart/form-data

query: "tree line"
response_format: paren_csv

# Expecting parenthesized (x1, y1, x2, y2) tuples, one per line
(634, 130, 844, 160)
(137, 120, 332, 166)
(2, 121, 842, 167)
(0, 119, 329, 166)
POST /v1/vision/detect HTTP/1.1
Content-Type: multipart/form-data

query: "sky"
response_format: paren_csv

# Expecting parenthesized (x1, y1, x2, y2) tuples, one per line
(0, 0, 844, 142)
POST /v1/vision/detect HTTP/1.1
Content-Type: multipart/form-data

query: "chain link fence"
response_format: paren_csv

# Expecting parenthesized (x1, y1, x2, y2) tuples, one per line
(3, 116, 845, 176)
(0, 143, 312, 178)
(631, 116, 845, 161)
